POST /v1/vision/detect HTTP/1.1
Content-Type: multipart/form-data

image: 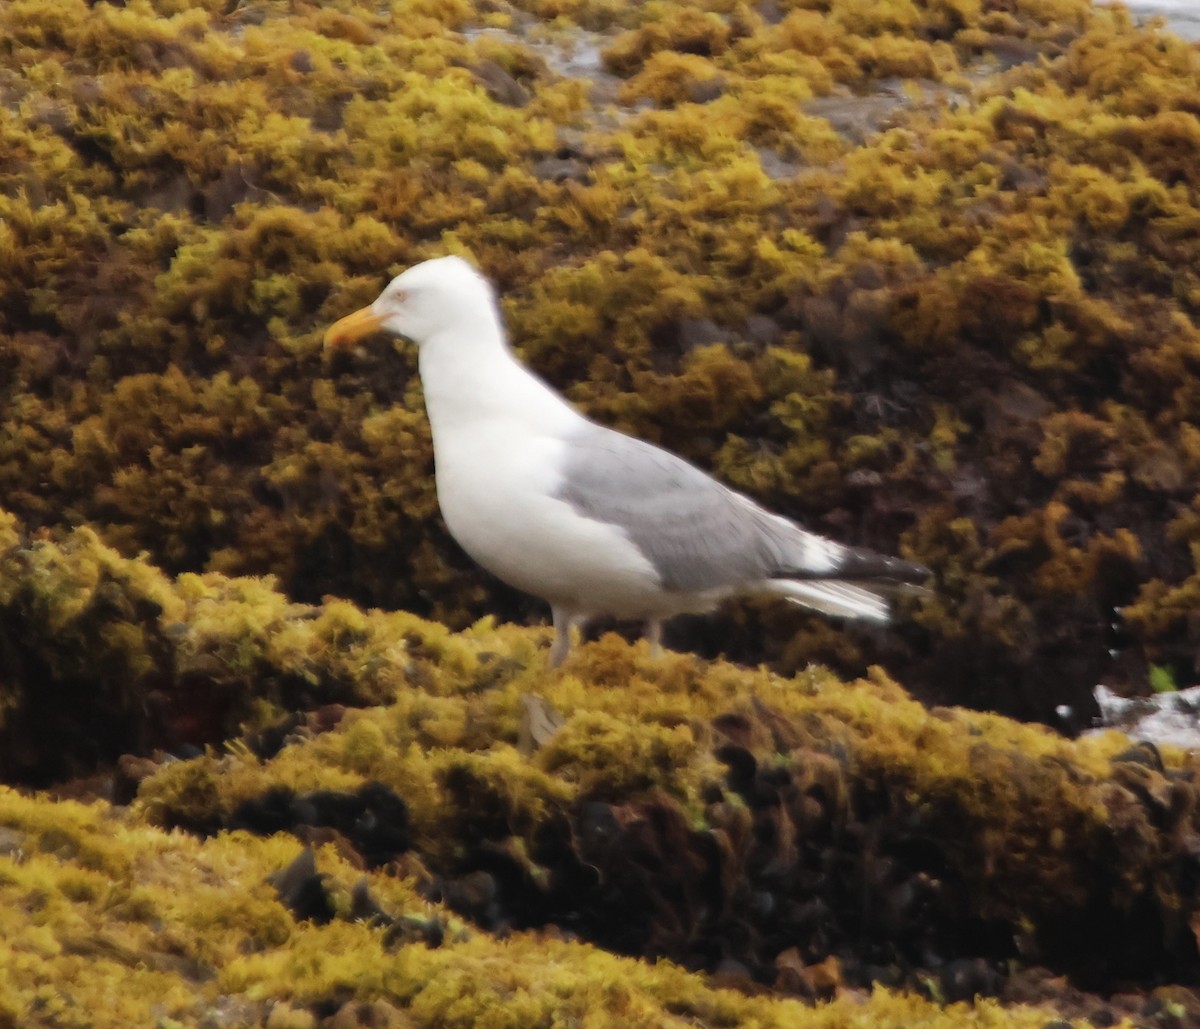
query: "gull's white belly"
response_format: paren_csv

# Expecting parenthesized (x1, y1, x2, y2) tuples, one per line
(432, 428, 670, 616)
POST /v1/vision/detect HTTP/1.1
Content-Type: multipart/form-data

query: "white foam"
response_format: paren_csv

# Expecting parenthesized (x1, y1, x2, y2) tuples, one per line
(1089, 684, 1200, 751)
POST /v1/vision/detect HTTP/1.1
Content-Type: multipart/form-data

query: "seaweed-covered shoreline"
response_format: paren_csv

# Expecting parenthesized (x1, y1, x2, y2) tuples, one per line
(1, 0, 1199, 724)
(2, 506, 1200, 1026)
(3, 508, 1200, 1026)
(4, 0, 1200, 1024)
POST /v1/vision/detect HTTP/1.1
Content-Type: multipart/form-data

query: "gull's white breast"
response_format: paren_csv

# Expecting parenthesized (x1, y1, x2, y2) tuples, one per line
(432, 416, 667, 616)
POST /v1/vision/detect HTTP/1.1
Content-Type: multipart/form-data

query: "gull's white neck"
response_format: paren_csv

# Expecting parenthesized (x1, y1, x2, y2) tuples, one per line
(417, 311, 581, 443)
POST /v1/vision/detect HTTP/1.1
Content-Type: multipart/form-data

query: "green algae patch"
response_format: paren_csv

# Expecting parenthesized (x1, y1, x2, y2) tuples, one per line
(0, 501, 1188, 998)
(0, 784, 1084, 1028)
(0, 501, 1173, 1019)
(0, 507, 538, 785)
(128, 617, 1200, 1002)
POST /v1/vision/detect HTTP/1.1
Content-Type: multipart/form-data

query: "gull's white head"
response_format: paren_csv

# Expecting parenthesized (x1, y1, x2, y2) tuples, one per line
(324, 255, 498, 350)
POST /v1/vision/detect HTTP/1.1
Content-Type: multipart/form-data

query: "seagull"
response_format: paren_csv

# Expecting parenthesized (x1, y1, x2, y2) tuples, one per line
(325, 256, 930, 666)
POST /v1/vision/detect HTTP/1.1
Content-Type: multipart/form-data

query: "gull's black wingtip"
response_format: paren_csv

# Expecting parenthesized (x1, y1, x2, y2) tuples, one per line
(834, 548, 932, 585)
(776, 546, 932, 587)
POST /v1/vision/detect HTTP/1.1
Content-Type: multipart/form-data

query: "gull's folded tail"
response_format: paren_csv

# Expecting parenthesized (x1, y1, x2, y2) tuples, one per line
(769, 578, 894, 623)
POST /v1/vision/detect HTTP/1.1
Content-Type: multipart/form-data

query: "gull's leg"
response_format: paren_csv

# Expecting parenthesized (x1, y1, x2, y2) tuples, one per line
(646, 619, 663, 658)
(549, 607, 578, 668)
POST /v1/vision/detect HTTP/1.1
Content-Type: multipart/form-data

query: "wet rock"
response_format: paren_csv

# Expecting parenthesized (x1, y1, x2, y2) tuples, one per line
(0, 826, 27, 856)
(1090, 684, 1200, 751)
(269, 847, 335, 924)
(233, 781, 412, 867)
(470, 59, 530, 107)
(324, 1000, 408, 1029)
(114, 753, 162, 804)
(531, 157, 590, 183)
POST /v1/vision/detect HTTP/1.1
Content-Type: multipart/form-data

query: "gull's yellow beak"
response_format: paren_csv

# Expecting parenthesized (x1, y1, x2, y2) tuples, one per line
(324, 306, 385, 349)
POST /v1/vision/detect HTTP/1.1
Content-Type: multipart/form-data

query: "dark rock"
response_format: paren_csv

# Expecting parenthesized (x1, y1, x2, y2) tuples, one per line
(471, 60, 529, 107)
(0, 826, 27, 856)
(531, 157, 590, 183)
(269, 847, 335, 924)
(232, 781, 411, 867)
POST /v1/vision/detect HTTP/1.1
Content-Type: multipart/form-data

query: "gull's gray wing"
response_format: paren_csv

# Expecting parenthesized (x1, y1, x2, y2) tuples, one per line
(556, 426, 789, 592)
(556, 424, 923, 594)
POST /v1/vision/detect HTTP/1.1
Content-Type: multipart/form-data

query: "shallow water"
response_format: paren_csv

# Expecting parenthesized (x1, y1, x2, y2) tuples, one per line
(1120, 0, 1200, 39)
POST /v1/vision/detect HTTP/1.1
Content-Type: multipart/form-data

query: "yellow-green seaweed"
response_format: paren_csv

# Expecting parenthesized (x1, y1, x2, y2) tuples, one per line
(2, 0, 1199, 727)
(4, 0, 1200, 1021)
